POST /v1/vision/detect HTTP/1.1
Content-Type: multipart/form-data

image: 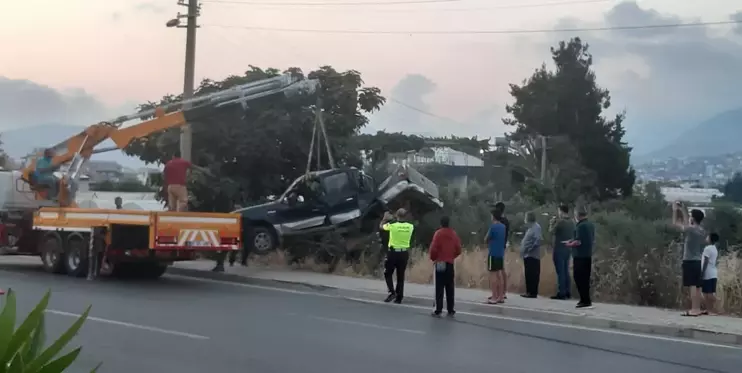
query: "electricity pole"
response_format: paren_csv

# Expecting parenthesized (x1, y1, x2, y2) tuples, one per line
(167, 0, 200, 162)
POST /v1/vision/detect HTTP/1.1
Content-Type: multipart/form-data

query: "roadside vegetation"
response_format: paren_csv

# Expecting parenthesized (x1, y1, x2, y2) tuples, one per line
(0, 290, 99, 372)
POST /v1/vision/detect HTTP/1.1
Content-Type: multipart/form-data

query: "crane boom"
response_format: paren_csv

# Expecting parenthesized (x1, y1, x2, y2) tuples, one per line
(22, 74, 320, 207)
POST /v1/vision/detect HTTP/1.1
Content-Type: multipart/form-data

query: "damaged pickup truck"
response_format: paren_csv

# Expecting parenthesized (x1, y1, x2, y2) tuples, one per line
(234, 164, 442, 264)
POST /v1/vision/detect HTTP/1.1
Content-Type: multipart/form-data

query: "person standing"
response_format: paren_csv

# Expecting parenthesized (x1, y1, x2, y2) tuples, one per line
(33, 149, 60, 200)
(550, 204, 575, 299)
(429, 216, 462, 317)
(493, 202, 510, 297)
(163, 151, 193, 212)
(566, 207, 595, 309)
(672, 202, 705, 317)
(485, 210, 507, 304)
(380, 208, 415, 304)
(701, 232, 719, 316)
(520, 211, 542, 298)
(114, 196, 123, 210)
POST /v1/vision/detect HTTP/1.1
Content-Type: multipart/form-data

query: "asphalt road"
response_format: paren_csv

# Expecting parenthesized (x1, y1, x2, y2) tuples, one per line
(1, 265, 741, 373)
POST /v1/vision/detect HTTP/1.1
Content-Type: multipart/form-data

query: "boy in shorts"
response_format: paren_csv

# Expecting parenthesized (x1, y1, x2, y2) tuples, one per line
(701, 232, 719, 315)
(485, 210, 506, 304)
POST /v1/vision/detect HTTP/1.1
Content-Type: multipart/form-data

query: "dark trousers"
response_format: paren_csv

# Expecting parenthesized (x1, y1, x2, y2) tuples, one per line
(573, 256, 592, 305)
(523, 257, 540, 296)
(434, 262, 455, 313)
(552, 249, 571, 297)
(384, 250, 409, 301)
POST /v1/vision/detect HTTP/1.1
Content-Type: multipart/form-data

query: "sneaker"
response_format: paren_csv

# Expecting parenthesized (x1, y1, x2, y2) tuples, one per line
(384, 293, 396, 303)
(576, 302, 594, 309)
(393, 298, 403, 304)
(447, 311, 456, 317)
(550, 294, 565, 300)
(431, 311, 442, 317)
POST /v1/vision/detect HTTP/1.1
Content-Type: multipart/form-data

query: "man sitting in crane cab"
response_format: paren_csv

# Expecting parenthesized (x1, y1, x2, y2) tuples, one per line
(33, 149, 60, 200)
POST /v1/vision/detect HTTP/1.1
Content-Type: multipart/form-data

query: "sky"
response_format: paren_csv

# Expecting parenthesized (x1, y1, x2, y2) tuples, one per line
(1, 0, 741, 160)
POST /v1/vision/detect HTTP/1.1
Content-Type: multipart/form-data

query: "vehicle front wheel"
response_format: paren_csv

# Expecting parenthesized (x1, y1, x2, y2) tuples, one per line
(248, 226, 277, 256)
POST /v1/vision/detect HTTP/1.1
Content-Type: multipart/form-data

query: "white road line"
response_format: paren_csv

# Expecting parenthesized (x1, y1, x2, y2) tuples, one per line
(46, 310, 210, 341)
(168, 274, 742, 350)
(289, 313, 425, 335)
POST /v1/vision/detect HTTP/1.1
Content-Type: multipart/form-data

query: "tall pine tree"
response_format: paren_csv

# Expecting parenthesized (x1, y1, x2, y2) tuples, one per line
(504, 37, 635, 200)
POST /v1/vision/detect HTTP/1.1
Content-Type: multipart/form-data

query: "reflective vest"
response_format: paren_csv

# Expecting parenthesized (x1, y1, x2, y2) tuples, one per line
(382, 222, 414, 249)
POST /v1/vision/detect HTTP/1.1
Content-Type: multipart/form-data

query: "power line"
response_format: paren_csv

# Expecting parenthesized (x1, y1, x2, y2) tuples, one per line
(202, 0, 461, 6)
(389, 98, 466, 126)
(203, 0, 610, 12)
(205, 19, 742, 35)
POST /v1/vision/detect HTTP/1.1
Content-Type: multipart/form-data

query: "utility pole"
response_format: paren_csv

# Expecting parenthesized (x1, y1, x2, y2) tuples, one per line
(167, 0, 200, 162)
(540, 135, 547, 182)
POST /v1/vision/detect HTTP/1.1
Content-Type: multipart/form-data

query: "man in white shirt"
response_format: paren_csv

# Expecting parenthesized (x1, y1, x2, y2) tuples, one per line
(701, 232, 719, 316)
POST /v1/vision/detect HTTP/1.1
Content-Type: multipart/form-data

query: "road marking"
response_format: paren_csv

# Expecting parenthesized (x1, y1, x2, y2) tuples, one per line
(287, 313, 425, 335)
(46, 310, 210, 341)
(168, 274, 742, 350)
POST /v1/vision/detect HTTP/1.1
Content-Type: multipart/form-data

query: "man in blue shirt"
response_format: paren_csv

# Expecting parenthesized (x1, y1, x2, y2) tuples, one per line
(484, 210, 506, 304)
(33, 149, 59, 200)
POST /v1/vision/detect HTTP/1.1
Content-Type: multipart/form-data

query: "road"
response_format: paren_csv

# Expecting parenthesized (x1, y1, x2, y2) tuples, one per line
(1, 265, 740, 373)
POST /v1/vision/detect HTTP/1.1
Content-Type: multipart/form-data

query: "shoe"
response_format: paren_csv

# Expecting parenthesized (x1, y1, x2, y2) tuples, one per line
(576, 302, 594, 309)
(393, 299, 403, 304)
(384, 293, 396, 303)
(520, 293, 537, 299)
(211, 266, 225, 273)
(431, 311, 442, 317)
(447, 311, 456, 317)
(550, 294, 566, 300)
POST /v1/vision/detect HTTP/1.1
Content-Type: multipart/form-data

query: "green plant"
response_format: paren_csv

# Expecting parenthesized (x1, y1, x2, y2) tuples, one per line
(0, 289, 100, 373)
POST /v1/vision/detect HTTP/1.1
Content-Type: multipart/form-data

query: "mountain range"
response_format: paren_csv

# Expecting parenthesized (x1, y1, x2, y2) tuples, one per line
(1, 124, 150, 169)
(637, 108, 742, 163)
(4, 107, 742, 169)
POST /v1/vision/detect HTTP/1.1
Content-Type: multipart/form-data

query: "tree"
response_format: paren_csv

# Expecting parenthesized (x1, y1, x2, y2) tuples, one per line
(125, 66, 384, 211)
(503, 37, 635, 200)
(721, 172, 742, 204)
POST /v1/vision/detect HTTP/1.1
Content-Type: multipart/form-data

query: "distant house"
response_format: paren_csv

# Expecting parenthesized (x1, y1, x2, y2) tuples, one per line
(385, 147, 484, 191)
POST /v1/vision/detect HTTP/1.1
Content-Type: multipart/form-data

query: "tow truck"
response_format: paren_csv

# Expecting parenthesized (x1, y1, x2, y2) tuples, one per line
(0, 74, 319, 279)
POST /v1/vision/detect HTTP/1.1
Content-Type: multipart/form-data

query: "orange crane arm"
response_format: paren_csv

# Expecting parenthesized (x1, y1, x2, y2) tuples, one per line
(20, 74, 319, 207)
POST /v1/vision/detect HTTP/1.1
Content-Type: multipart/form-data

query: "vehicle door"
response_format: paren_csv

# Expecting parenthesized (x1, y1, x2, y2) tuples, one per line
(276, 180, 326, 235)
(321, 171, 361, 226)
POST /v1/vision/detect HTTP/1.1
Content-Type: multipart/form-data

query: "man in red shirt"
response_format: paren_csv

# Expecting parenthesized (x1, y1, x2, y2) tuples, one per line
(429, 216, 462, 317)
(163, 151, 194, 212)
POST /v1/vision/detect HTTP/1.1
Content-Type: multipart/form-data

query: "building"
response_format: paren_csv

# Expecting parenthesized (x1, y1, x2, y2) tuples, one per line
(385, 147, 484, 192)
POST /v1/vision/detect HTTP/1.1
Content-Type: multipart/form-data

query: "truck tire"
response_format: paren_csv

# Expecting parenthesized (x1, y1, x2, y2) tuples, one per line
(112, 262, 167, 280)
(248, 226, 277, 256)
(139, 263, 168, 279)
(64, 233, 89, 278)
(39, 232, 66, 274)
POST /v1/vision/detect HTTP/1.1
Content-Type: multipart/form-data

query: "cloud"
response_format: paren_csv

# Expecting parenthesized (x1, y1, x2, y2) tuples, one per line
(0, 77, 110, 130)
(134, 2, 167, 14)
(515, 1, 742, 155)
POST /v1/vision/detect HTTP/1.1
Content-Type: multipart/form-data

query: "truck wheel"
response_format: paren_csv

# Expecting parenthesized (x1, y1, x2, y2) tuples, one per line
(39, 232, 66, 274)
(64, 233, 89, 278)
(249, 226, 277, 255)
(138, 263, 168, 279)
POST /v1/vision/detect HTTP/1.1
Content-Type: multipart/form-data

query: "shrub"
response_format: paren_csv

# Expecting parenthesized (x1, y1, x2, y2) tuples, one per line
(0, 289, 100, 372)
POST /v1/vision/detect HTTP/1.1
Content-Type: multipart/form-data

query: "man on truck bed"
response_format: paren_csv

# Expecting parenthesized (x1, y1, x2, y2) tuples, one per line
(164, 152, 214, 212)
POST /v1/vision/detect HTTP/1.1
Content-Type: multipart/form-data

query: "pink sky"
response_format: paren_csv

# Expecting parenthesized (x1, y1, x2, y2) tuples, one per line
(2, 0, 741, 144)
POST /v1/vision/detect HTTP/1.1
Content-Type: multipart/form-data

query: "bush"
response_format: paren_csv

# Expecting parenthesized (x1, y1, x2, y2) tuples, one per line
(0, 289, 100, 372)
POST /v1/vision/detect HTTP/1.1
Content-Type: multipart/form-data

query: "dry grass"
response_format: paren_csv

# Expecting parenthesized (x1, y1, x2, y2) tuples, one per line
(248, 246, 742, 315)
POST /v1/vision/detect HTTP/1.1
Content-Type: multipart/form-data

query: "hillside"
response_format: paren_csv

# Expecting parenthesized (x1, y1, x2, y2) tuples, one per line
(643, 108, 742, 161)
(0, 124, 150, 169)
